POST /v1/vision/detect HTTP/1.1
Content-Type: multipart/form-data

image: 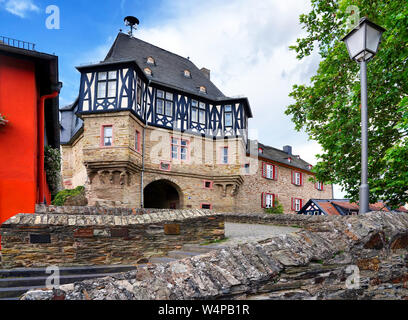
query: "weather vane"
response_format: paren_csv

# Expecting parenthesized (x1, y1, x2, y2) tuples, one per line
(124, 16, 139, 37)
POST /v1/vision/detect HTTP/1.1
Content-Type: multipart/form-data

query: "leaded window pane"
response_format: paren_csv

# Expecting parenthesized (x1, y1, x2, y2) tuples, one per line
(199, 110, 205, 124)
(191, 108, 198, 122)
(180, 147, 187, 160)
(157, 99, 164, 114)
(225, 113, 232, 127)
(166, 92, 173, 100)
(225, 105, 232, 112)
(97, 82, 106, 99)
(108, 81, 116, 97)
(165, 101, 173, 116)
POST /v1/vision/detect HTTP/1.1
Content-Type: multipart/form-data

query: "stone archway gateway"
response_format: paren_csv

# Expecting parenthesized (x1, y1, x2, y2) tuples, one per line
(143, 179, 182, 209)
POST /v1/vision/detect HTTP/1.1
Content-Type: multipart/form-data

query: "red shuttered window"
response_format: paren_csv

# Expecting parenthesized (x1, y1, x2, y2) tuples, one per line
(261, 193, 275, 208)
(262, 162, 277, 180)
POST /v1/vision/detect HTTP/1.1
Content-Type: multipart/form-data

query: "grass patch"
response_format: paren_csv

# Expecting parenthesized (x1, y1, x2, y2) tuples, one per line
(52, 186, 85, 206)
(290, 225, 303, 229)
(200, 237, 229, 246)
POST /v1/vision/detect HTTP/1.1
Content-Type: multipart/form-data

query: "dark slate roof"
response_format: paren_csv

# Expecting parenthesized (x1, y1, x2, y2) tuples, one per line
(60, 97, 83, 145)
(251, 141, 312, 172)
(103, 32, 227, 101)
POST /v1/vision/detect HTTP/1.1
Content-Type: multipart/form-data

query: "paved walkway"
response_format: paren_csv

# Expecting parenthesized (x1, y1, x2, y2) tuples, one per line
(222, 222, 300, 245)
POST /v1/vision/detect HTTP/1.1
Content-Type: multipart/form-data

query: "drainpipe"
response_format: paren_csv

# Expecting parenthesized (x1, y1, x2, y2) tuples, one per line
(38, 91, 60, 204)
(140, 80, 151, 208)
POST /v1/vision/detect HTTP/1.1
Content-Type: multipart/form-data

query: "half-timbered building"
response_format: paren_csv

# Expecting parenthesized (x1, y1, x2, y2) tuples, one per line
(61, 31, 333, 213)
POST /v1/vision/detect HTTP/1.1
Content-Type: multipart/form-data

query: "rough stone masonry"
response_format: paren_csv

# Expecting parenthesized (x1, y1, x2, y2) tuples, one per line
(21, 211, 408, 300)
(0, 208, 224, 268)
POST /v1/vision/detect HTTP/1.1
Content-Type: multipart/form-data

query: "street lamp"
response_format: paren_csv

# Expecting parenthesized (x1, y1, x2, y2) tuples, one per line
(341, 17, 385, 214)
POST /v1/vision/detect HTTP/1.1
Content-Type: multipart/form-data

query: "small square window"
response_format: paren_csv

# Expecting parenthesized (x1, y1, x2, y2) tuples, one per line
(225, 105, 232, 112)
(201, 204, 212, 209)
(166, 92, 173, 100)
(204, 181, 213, 189)
(160, 161, 171, 171)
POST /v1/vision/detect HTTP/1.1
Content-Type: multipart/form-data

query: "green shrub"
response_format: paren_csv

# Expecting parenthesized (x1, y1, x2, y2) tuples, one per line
(52, 186, 85, 206)
(264, 199, 284, 214)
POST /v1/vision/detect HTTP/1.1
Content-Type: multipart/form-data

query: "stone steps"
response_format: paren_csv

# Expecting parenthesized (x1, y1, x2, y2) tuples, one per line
(0, 264, 137, 300)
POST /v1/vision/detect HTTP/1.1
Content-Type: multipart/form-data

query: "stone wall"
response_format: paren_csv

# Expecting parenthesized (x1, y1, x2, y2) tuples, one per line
(21, 212, 408, 300)
(0, 209, 224, 269)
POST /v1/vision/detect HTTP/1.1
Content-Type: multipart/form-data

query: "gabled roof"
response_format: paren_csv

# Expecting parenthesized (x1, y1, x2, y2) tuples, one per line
(76, 32, 253, 117)
(250, 141, 313, 172)
(103, 32, 226, 100)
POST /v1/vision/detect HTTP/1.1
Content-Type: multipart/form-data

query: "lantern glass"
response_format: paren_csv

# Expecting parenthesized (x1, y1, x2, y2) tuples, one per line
(366, 23, 383, 53)
(342, 18, 385, 62)
(344, 26, 365, 60)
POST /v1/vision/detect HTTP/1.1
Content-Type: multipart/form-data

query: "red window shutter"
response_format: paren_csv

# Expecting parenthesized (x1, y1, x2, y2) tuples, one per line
(261, 193, 265, 208)
(300, 173, 303, 186)
(291, 171, 294, 184)
(262, 162, 266, 178)
(291, 197, 294, 211)
(272, 194, 276, 208)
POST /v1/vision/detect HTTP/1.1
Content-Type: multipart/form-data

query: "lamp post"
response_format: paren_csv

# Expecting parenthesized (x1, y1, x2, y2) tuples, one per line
(341, 18, 385, 214)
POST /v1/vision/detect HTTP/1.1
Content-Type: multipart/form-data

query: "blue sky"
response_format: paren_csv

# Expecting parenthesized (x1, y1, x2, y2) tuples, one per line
(0, 0, 346, 197)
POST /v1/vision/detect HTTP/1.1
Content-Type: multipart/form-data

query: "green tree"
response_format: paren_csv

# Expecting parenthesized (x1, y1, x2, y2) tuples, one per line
(286, 0, 408, 207)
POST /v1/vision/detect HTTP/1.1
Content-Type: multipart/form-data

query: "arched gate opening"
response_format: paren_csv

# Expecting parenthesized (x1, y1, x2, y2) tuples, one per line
(143, 179, 182, 209)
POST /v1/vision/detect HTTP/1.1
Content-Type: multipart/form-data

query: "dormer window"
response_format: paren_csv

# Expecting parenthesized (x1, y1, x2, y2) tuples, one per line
(144, 67, 152, 76)
(288, 157, 292, 163)
(199, 86, 207, 94)
(147, 56, 155, 65)
(258, 147, 263, 154)
(184, 70, 191, 78)
(308, 164, 313, 170)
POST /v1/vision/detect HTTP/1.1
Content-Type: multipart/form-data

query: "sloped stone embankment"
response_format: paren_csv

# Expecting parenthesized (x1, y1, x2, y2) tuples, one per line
(22, 211, 408, 300)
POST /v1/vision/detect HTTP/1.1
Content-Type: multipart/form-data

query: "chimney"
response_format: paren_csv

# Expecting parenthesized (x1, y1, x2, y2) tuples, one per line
(283, 145, 292, 155)
(200, 67, 211, 80)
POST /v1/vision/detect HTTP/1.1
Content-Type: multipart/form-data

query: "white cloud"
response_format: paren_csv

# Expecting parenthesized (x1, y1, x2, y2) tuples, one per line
(0, 0, 40, 18)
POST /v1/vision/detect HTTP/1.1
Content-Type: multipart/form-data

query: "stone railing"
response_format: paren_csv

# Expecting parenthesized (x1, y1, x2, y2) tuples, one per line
(34, 204, 200, 216)
(0, 209, 224, 269)
(222, 212, 332, 228)
(21, 211, 408, 300)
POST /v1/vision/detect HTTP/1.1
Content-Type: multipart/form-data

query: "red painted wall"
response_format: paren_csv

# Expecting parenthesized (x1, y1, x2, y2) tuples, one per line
(0, 54, 39, 227)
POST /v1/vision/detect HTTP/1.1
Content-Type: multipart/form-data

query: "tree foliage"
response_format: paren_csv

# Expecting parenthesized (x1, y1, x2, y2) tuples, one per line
(286, 0, 408, 207)
(44, 146, 62, 196)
